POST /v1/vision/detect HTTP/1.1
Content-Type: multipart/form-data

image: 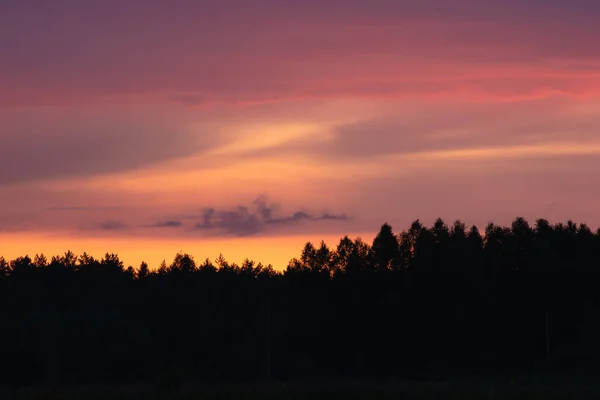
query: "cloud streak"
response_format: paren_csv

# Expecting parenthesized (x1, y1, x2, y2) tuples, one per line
(152, 220, 183, 228)
(0, 107, 225, 185)
(219, 99, 600, 167)
(99, 221, 128, 231)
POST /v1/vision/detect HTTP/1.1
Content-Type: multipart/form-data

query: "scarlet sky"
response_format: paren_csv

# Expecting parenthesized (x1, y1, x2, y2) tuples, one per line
(2, 0, 600, 268)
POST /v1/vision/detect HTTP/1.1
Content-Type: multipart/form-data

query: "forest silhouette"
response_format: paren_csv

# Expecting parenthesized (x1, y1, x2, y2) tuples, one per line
(1, 217, 600, 386)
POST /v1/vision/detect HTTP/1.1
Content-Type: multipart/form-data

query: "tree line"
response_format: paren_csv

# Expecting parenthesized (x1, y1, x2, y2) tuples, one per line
(1, 217, 599, 386)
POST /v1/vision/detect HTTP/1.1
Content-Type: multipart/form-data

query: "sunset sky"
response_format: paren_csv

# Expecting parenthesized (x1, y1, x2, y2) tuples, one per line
(2, 0, 600, 269)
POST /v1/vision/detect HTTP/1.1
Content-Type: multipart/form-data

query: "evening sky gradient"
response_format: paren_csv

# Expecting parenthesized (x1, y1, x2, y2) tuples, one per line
(2, 0, 600, 267)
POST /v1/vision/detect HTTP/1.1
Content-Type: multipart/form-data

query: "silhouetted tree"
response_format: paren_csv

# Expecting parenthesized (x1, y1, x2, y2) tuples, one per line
(170, 252, 196, 274)
(157, 260, 168, 276)
(0, 256, 9, 279)
(33, 254, 47, 268)
(371, 223, 399, 272)
(137, 261, 149, 280)
(332, 235, 354, 275)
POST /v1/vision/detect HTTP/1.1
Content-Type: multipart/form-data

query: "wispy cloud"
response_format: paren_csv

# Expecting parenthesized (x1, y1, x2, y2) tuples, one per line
(46, 206, 123, 212)
(99, 220, 129, 231)
(152, 220, 183, 228)
(0, 107, 223, 185)
(314, 212, 351, 221)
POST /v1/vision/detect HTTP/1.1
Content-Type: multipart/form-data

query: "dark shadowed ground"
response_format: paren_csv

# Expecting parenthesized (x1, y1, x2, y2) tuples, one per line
(2, 381, 600, 400)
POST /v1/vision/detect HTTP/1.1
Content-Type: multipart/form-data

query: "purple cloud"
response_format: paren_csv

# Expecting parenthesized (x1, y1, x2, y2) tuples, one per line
(194, 196, 351, 236)
(99, 220, 128, 231)
(152, 220, 183, 228)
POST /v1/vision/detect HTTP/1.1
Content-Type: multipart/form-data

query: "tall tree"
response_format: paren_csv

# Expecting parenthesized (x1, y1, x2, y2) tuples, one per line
(371, 223, 399, 272)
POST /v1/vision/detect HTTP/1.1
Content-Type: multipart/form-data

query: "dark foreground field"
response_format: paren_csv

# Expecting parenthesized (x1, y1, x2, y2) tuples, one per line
(2, 381, 600, 400)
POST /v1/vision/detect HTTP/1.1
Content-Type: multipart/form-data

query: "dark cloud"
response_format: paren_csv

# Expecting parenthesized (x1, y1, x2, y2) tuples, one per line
(194, 196, 351, 236)
(46, 206, 123, 212)
(99, 220, 128, 231)
(153, 220, 183, 228)
(195, 206, 262, 236)
(314, 212, 351, 221)
(267, 211, 312, 224)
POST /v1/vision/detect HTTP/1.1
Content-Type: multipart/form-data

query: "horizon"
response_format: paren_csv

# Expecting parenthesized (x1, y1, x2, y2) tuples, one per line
(3, 0, 600, 265)
(2, 216, 598, 270)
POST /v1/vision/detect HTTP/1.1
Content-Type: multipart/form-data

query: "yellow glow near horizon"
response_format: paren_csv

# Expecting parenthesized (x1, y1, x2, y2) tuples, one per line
(0, 231, 376, 271)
